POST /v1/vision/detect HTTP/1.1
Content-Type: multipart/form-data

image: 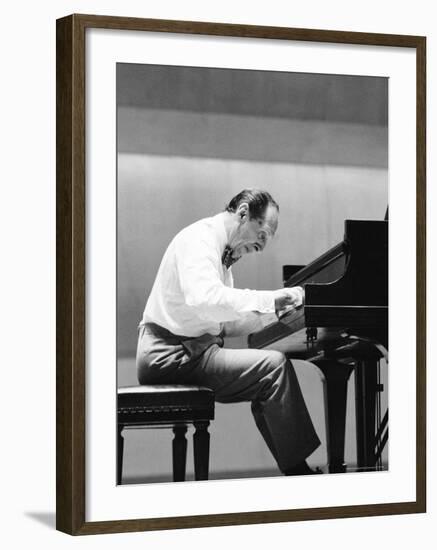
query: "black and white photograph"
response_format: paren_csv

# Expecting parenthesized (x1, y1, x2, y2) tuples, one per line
(116, 62, 389, 485)
(3, 0, 432, 545)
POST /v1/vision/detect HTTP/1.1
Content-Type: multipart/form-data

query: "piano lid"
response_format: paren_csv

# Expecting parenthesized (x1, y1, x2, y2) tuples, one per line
(248, 219, 388, 351)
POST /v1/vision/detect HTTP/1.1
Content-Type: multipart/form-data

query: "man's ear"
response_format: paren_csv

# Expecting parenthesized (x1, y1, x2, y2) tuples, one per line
(237, 202, 249, 222)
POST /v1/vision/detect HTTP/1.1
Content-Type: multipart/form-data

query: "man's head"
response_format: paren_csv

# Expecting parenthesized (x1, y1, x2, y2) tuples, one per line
(224, 189, 279, 260)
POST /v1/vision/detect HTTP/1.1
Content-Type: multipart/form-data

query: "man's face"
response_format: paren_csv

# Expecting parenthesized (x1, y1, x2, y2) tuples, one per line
(229, 203, 278, 260)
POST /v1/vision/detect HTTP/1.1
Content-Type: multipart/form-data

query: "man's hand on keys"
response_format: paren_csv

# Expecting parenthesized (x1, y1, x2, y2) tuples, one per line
(273, 286, 304, 317)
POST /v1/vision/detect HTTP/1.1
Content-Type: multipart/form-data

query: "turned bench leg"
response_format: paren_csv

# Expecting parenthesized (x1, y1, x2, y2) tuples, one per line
(193, 421, 210, 481)
(172, 425, 188, 482)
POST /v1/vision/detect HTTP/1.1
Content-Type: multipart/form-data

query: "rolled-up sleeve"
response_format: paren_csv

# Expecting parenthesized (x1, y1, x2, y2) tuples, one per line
(174, 232, 275, 323)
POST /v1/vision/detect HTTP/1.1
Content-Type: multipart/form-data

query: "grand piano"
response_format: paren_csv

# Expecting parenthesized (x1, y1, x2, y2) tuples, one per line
(248, 219, 388, 473)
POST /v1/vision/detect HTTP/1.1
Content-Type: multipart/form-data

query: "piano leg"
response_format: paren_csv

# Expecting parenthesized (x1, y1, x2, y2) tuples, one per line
(354, 360, 378, 471)
(313, 359, 354, 474)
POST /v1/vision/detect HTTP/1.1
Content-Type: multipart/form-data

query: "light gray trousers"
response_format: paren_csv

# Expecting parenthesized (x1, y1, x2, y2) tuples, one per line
(136, 322, 320, 473)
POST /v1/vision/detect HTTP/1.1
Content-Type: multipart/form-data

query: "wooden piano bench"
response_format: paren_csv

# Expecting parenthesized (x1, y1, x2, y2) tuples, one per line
(117, 385, 215, 484)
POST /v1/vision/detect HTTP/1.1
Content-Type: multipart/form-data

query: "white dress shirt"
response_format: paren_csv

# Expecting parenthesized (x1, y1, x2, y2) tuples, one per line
(141, 213, 276, 337)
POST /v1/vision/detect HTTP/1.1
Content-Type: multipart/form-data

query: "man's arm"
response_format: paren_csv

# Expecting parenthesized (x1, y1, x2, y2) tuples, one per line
(175, 230, 303, 323)
(175, 232, 274, 322)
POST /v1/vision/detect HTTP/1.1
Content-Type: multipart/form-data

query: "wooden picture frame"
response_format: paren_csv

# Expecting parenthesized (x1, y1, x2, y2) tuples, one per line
(56, 13, 426, 535)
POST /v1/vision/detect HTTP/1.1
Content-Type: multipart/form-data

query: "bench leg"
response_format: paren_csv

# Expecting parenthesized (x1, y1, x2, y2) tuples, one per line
(172, 425, 188, 481)
(193, 421, 210, 481)
(117, 424, 124, 485)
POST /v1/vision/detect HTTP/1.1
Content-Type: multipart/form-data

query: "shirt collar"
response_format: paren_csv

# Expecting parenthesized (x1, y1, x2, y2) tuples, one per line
(211, 213, 228, 254)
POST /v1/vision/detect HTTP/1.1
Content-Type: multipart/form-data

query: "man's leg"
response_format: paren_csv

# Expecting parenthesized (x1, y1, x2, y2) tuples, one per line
(136, 326, 320, 473)
(189, 346, 320, 473)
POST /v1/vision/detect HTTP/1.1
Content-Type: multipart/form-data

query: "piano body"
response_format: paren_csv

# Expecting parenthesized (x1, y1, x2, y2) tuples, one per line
(248, 219, 388, 473)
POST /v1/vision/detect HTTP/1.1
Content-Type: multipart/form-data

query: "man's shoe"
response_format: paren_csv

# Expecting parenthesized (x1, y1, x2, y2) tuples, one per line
(284, 461, 323, 476)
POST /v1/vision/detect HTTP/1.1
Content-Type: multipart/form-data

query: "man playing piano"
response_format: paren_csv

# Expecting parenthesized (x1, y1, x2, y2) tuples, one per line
(136, 189, 321, 476)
